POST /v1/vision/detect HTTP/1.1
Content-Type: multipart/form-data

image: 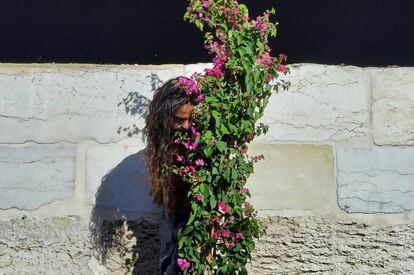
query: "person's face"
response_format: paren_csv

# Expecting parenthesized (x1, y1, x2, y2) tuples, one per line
(173, 103, 194, 131)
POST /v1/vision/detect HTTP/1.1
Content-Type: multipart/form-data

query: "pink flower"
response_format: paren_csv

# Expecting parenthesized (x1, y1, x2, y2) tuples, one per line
(191, 126, 201, 137)
(205, 67, 224, 79)
(174, 139, 180, 144)
(196, 93, 205, 102)
(278, 64, 287, 74)
(226, 241, 236, 248)
(176, 155, 185, 163)
(177, 258, 191, 270)
(279, 53, 287, 61)
(196, 194, 203, 202)
(184, 141, 198, 150)
(184, 165, 196, 174)
(256, 52, 273, 66)
(202, 0, 209, 8)
(221, 229, 230, 238)
(178, 76, 199, 95)
(250, 14, 270, 36)
(235, 232, 244, 239)
(213, 231, 219, 240)
(265, 75, 272, 82)
(218, 201, 229, 214)
(195, 159, 205, 166)
(241, 187, 249, 194)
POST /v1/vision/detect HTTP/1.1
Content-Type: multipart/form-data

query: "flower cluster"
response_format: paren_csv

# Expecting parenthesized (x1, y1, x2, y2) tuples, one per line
(218, 200, 230, 214)
(204, 40, 228, 79)
(178, 76, 205, 103)
(222, 4, 246, 30)
(211, 215, 245, 250)
(250, 11, 271, 36)
(173, 125, 203, 181)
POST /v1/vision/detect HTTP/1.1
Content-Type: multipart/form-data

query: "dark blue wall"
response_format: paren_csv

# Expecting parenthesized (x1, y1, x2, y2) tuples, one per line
(1, 0, 413, 66)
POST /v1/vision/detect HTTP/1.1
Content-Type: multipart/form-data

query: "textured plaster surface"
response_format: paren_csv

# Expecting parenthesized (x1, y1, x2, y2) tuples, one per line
(0, 216, 94, 274)
(337, 147, 414, 213)
(248, 216, 414, 274)
(2, 215, 414, 274)
(246, 144, 336, 215)
(0, 64, 185, 143)
(85, 144, 159, 213)
(0, 144, 76, 210)
(256, 64, 370, 143)
(372, 68, 414, 145)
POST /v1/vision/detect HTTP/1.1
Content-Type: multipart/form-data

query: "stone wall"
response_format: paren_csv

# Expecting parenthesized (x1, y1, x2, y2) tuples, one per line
(0, 63, 414, 274)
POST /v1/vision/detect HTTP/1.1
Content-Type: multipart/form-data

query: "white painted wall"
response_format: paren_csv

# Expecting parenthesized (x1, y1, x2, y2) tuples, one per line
(0, 63, 413, 220)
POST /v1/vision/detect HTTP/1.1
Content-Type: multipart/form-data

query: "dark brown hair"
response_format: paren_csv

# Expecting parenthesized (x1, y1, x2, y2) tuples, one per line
(142, 77, 198, 206)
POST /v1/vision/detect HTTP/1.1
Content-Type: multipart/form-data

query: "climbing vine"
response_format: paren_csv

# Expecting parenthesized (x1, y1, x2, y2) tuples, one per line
(167, 0, 289, 273)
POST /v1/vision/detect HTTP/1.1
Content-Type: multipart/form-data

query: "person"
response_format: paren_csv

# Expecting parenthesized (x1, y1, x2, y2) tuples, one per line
(142, 76, 198, 275)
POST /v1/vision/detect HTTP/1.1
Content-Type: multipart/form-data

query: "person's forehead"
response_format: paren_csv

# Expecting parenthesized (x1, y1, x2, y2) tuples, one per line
(175, 103, 193, 118)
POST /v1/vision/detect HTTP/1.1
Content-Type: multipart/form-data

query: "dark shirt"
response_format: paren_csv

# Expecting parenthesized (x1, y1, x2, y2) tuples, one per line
(162, 173, 191, 215)
(162, 144, 191, 215)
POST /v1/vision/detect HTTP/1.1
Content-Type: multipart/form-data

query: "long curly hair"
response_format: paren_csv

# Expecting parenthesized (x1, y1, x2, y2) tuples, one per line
(142, 77, 198, 206)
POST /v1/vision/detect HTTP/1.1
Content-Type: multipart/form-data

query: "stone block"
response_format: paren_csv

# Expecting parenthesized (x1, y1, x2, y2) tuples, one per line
(0, 65, 185, 143)
(86, 144, 160, 214)
(248, 216, 414, 274)
(0, 216, 93, 274)
(256, 64, 370, 142)
(246, 144, 335, 214)
(0, 145, 76, 210)
(372, 67, 414, 145)
(0, 216, 160, 274)
(337, 147, 414, 213)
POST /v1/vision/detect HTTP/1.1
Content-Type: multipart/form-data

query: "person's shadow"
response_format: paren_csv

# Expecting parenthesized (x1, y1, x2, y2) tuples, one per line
(90, 149, 162, 274)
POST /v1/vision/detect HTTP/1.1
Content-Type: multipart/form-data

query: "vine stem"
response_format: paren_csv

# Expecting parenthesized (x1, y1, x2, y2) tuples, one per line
(204, 226, 215, 275)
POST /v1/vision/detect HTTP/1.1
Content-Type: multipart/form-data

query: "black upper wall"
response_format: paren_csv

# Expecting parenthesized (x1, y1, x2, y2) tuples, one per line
(1, 0, 413, 66)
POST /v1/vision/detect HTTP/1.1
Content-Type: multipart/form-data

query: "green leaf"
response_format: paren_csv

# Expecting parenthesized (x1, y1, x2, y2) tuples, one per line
(212, 110, 222, 127)
(239, 4, 249, 17)
(178, 236, 186, 249)
(220, 123, 230, 134)
(231, 168, 238, 180)
(188, 212, 196, 224)
(212, 166, 219, 175)
(203, 146, 213, 157)
(216, 141, 228, 152)
(219, 264, 229, 274)
(209, 196, 217, 209)
(195, 20, 204, 31)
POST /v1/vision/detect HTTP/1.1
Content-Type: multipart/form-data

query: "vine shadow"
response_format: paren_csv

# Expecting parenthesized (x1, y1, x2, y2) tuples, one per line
(117, 73, 163, 137)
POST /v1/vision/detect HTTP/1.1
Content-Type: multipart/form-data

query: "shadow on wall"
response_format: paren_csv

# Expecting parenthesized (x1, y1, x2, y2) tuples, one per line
(90, 150, 162, 274)
(117, 73, 162, 137)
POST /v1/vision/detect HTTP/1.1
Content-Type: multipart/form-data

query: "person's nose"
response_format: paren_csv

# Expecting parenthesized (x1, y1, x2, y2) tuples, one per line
(182, 120, 190, 130)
